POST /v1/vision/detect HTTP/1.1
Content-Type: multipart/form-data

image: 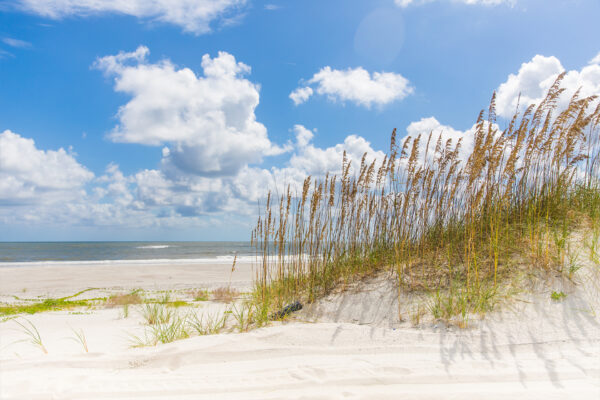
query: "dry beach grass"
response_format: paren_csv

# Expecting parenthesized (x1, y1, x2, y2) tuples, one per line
(252, 76, 600, 327)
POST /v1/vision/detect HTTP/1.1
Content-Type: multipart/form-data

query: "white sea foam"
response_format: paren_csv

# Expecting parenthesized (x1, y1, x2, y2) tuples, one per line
(0, 256, 260, 268)
(0, 254, 312, 268)
(136, 245, 171, 249)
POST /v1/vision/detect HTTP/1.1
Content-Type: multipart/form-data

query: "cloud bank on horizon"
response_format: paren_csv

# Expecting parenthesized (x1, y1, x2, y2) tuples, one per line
(2, 48, 599, 232)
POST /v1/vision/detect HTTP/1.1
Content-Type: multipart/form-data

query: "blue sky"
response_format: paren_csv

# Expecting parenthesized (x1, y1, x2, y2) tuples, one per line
(1, 0, 599, 241)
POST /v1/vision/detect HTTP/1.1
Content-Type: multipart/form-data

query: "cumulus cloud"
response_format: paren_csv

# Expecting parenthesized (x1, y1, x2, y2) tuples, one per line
(14, 0, 246, 34)
(396, 0, 513, 6)
(0, 130, 93, 204)
(589, 52, 600, 66)
(293, 124, 314, 148)
(291, 66, 413, 108)
(286, 133, 385, 178)
(495, 54, 600, 118)
(95, 46, 287, 177)
(289, 86, 313, 105)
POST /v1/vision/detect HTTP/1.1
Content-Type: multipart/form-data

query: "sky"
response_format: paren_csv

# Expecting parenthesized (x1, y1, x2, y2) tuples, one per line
(0, 0, 599, 241)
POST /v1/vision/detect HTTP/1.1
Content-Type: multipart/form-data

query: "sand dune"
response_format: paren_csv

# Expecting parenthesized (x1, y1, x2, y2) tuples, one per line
(1, 261, 599, 399)
(2, 319, 598, 399)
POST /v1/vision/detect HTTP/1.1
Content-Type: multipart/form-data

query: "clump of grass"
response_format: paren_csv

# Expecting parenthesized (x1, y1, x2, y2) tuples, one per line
(140, 303, 173, 325)
(409, 304, 427, 327)
(105, 290, 143, 308)
(189, 310, 228, 335)
(212, 287, 239, 303)
(551, 291, 567, 301)
(190, 289, 210, 302)
(251, 76, 600, 324)
(231, 303, 254, 332)
(157, 292, 171, 304)
(13, 318, 47, 354)
(68, 328, 89, 353)
(130, 312, 190, 346)
(148, 314, 189, 344)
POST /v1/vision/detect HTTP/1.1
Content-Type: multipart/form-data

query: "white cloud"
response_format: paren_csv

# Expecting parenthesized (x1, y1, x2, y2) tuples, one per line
(95, 46, 287, 177)
(495, 54, 600, 118)
(289, 86, 313, 105)
(292, 66, 413, 108)
(293, 124, 314, 148)
(264, 4, 280, 10)
(0, 130, 93, 204)
(2, 37, 31, 48)
(15, 0, 246, 34)
(590, 52, 600, 66)
(286, 133, 385, 178)
(396, 0, 513, 6)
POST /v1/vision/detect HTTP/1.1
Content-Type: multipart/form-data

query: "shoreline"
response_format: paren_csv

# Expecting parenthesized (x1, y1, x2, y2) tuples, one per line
(0, 262, 256, 299)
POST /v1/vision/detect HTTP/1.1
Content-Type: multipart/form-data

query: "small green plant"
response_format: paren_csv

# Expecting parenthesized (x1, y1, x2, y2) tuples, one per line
(191, 289, 210, 302)
(410, 304, 427, 326)
(551, 291, 567, 301)
(158, 292, 171, 304)
(149, 314, 189, 344)
(189, 310, 228, 335)
(585, 227, 600, 265)
(68, 328, 89, 353)
(140, 303, 173, 325)
(13, 318, 47, 354)
(131, 312, 190, 346)
(231, 303, 255, 332)
(566, 249, 582, 279)
(122, 304, 130, 318)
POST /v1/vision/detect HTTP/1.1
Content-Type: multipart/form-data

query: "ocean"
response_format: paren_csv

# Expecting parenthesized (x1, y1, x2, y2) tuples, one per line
(0, 242, 257, 267)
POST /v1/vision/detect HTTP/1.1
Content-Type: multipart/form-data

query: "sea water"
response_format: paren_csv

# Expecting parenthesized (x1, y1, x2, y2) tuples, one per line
(0, 242, 257, 267)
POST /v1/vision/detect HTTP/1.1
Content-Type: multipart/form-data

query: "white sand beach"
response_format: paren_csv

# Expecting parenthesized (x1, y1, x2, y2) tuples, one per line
(0, 262, 256, 299)
(1, 261, 599, 399)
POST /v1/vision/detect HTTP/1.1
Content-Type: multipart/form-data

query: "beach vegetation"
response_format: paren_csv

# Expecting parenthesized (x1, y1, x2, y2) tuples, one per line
(147, 314, 190, 345)
(551, 291, 567, 301)
(105, 290, 144, 307)
(190, 289, 210, 301)
(68, 328, 89, 353)
(166, 300, 190, 308)
(0, 298, 91, 316)
(188, 310, 228, 335)
(251, 76, 600, 326)
(139, 303, 174, 325)
(13, 318, 47, 354)
(212, 287, 239, 303)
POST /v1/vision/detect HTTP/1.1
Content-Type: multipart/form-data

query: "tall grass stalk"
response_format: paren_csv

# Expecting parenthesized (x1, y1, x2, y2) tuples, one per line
(252, 77, 600, 320)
